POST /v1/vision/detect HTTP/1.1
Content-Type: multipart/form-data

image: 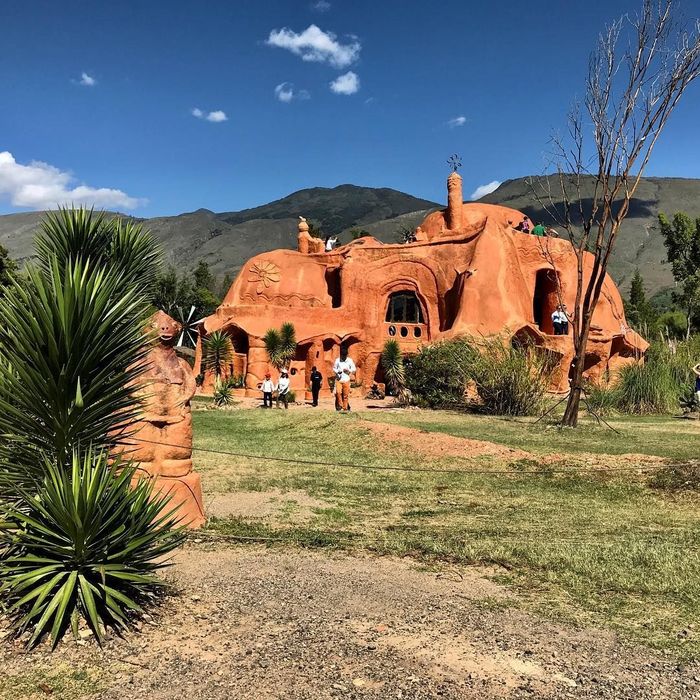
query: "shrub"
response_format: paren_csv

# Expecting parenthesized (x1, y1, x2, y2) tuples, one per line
(469, 338, 555, 416)
(0, 450, 184, 648)
(405, 338, 476, 408)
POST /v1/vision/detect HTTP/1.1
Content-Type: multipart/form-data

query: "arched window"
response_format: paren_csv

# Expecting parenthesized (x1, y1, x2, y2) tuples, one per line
(385, 292, 425, 324)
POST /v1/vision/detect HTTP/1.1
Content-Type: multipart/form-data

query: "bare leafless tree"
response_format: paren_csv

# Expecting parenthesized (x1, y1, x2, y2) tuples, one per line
(531, 0, 700, 427)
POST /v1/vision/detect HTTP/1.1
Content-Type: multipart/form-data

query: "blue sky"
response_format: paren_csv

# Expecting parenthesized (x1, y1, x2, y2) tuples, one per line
(1, 0, 699, 217)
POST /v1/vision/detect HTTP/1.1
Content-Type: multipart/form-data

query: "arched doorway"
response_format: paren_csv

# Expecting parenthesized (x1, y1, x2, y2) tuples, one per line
(533, 270, 560, 334)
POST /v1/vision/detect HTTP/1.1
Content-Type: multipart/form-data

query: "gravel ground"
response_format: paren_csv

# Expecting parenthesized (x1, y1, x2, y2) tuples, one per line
(2, 543, 699, 699)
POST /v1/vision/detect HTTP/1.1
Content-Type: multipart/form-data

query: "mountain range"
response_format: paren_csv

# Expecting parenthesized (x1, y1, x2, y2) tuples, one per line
(2, 177, 699, 296)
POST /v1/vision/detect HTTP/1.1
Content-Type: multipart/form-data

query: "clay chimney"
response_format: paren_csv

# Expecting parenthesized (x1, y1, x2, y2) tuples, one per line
(297, 216, 311, 254)
(446, 171, 463, 232)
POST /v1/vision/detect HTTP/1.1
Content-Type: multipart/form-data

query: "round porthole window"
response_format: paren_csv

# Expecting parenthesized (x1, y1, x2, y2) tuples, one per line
(388, 325, 397, 336)
(400, 326, 408, 337)
(414, 327, 422, 338)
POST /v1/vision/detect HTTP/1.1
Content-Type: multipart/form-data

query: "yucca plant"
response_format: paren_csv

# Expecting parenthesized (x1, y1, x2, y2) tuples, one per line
(0, 258, 151, 492)
(213, 379, 235, 407)
(264, 322, 296, 371)
(0, 207, 182, 648)
(36, 208, 160, 294)
(202, 330, 233, 380)
(381, 339, 410, 402)
(0, 449, 184, 648)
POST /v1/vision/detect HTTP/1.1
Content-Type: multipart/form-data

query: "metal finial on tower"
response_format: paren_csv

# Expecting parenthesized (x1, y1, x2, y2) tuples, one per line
(447, 154, 462, 173)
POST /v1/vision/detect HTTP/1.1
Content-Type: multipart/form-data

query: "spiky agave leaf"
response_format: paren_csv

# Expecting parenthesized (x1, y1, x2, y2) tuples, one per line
(0, 257, 151, 492)
(0, 448, 185, 649)
(264, 323, 296, 371)
(202, 330, 233, 378)
(381, 339, 406, 397)
(35, 207, 161, 295)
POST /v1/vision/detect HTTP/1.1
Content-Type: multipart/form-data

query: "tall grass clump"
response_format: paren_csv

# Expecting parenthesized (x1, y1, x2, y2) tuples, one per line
(616, 342, 689, 414)
(470, 337, 556, 416)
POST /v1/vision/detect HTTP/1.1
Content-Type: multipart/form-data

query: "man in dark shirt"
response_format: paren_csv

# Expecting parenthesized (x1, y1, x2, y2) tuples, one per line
(310, 366, 323, 407)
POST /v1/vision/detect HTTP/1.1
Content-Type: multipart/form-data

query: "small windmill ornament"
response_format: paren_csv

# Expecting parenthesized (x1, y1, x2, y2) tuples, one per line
(174, 305, 201, 349)
(447, 154, 462, 172)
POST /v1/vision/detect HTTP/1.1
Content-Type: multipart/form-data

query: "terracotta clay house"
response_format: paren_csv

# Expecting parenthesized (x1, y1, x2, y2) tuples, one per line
(196, 172, 647, 397)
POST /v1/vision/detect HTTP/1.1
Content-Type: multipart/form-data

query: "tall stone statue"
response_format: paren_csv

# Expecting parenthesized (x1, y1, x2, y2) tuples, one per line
(124, 310, 205, 528)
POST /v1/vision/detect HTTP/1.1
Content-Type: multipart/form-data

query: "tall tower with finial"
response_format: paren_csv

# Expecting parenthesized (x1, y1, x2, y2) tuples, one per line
(446, 154, 463, 232)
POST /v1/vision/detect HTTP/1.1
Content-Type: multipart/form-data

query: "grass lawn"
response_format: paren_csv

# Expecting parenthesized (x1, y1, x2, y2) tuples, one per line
(193, 406, 700, 658)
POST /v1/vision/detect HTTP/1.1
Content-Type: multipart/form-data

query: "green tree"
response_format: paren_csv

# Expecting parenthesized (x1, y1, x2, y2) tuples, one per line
(307, 220, 323, 239)
(193, 260, 216, 292)
(659, 211, 700, 337)
(349, 228, 370, 240)
(395, 225, 416, 244)
(626, 269, 657, 332)
(218, 272, 234, 299)
(264, 322, 297, 371)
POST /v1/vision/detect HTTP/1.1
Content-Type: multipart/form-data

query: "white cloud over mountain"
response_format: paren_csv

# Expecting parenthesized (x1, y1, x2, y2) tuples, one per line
(470, 180, 502, 200)
(330, 71, 360, 95)
(0, 151, 145, 210)
(266, 24, 360, 69)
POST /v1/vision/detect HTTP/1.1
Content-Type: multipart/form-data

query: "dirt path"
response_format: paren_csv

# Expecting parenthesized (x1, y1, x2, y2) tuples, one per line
(2, 545, 697, 700)
(358, 418, 667, 471)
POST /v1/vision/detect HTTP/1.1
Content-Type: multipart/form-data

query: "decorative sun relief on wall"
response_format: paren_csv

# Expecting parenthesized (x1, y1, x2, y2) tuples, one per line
(248, 260, 281, 294)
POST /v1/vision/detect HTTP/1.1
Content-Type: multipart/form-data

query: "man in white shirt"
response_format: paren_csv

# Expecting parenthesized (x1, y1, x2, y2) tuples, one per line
(276, 370, 291, 409)
(260, 372, 274, 408)
(333, 348, 356, 412)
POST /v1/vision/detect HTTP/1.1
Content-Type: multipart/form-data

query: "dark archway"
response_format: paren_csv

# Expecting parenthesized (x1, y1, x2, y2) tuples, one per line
(533, 270, 559, 334)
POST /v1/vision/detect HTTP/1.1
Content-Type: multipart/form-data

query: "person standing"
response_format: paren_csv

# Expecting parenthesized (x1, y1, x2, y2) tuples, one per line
(310, 365, 323, 407)
(333, 347, 356, 412)
(559, 304, 569, 335)
(276, 370, 291, 409)
(551, 307, 564, 335)
(693, 363, 700, 407)
(532, 222, 547, 237)
(261, 372, 274, 408)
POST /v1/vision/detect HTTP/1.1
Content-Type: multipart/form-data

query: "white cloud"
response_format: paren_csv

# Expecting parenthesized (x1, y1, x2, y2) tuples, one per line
(311, 0, 331, 10)
(206, 110, 228, 122)
(266, 24, 360, 69)
(330, 71, 360, 95)
(470, 180, 502, 201)
(192, 107, 228, 122)
(79, 72, 96, 87)
(0, 151, 145, 210)
(274, 82, 310, 102)
(447, 115, 467, 128)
